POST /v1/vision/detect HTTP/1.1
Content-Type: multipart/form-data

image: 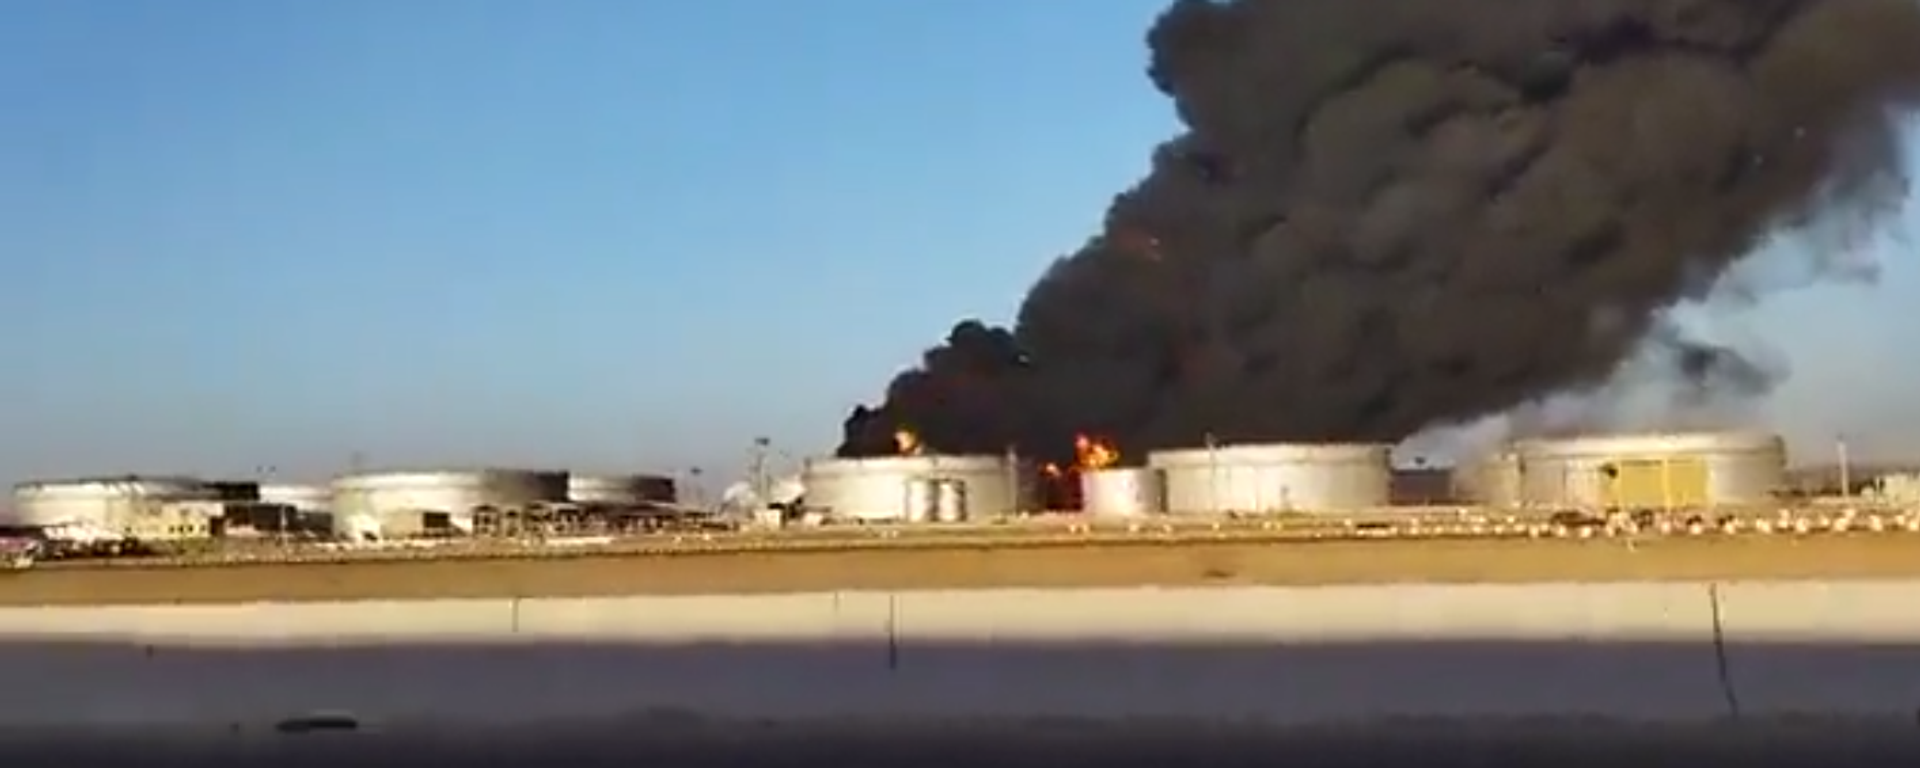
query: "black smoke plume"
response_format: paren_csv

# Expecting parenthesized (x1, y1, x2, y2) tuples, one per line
(841, 0, 1920, 462)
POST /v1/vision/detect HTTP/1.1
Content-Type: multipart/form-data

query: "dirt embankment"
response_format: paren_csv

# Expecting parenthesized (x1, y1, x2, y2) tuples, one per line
(0, 536, 1914, 606)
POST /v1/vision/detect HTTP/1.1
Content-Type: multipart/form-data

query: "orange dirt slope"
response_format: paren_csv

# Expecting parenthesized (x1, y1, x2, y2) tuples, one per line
(0, 534, 1915, 605)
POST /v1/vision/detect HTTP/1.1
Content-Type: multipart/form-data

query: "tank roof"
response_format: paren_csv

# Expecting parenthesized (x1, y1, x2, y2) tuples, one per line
(1511, 431, 1783, 457)
(568, 472, 674, 482)
(258, 483, 329, 493)
(331, 467, 564, 481)
(11, 474, 208, 490)
(1148, 442, 1391, 467)
(803, 454, 1009, 472)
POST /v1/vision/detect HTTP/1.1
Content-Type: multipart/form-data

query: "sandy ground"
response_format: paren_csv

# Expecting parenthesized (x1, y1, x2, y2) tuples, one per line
(6, 719, 1920, 766)
(3, 535, 1920, 605)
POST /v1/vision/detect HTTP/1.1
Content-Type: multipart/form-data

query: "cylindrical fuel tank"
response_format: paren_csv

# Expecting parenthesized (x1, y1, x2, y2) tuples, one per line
(902, 477, 937, 522)
(258, 484, 331, 512)
(1148, 443, 1393, 514)
(933, 479, 968, 522)
(9, 476, 219, 528)
(567, 473, 677, 505)
(330, 468, 569, 537)
(1457, 451, 1525, 508)
(1508, 431, 1786, 508)
(1080, 468, 1165, 518)
(800, 454, 1025, 522)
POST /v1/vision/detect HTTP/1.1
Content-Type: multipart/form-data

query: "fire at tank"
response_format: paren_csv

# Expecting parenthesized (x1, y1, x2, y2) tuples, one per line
(840, 0, 1920, 467)
(879, 426, 1124, 508)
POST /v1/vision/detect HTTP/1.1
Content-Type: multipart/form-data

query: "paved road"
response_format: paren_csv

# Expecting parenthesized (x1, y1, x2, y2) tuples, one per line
(9, 721, 1920, 767)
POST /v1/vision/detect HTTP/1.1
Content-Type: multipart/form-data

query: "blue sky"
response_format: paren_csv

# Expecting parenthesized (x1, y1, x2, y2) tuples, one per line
(1, 0, 1915, 490)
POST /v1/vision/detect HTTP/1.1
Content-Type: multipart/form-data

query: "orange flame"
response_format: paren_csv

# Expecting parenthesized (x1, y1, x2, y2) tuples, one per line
(1073, 433, 1119, 471)
(1041, 462, 1064, 478)
(892, 429, 923, 456)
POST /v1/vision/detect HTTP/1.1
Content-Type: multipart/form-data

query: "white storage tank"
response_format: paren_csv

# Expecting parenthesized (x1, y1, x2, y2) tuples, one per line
(1508, 431, 1786, 509)
(900, 477, 971, 522)
(800, 454, 1025, 522)
(1080, 468, 1166, 518)
(1148, 443, 1392, 514)
(902, 477, 938, 522)
(8, 476, 219, 529)
(329, 468, 569, 538)
(568, 473, 677, 505)
(933, 478, 968, 522)
(258, 484, 331, 512)
(1457, 451, 1525, 508)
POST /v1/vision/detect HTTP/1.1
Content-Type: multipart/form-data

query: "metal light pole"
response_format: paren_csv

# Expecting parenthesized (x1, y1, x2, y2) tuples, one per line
(1205, 432, 1219, 515)
(257, 464, 284, 544)
(685, 467, 706, 508)
(1836, 433, 1852, 498)
(749, 437, 772, 507)
(1515, 453, 1529, 510)
(1004, 444, 1020, 516)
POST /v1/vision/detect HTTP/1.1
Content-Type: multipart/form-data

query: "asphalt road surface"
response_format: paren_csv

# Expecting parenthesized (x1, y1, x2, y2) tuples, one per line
(10, 720, 1920, 767)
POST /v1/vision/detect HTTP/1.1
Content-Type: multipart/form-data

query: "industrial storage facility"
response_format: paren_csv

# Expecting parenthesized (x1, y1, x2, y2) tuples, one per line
(1147, 443, 1394, 514)
(0, 426, 1814, 549)
(1466, 431, 1787, 509)
(799, 454, 1026, 522)
(2, 465, 686, 546)
(568, 473, 677, 505)
(329, 468, 569, 539)
(7, 476, 222, 529)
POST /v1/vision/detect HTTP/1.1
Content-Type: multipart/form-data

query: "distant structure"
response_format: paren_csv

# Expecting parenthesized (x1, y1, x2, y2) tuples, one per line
(328, 469, 568, 539)
(1463, 431, 1787, 509)
(1870, 473, 1920, 503)
(720, 475, 803, 516)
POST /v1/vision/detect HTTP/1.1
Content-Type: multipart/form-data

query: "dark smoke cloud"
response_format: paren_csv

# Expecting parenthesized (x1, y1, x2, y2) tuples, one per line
(841, 0, 1920, 462)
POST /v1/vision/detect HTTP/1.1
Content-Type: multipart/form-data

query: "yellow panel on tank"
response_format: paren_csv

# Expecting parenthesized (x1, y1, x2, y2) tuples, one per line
(1665, 457, 1709, 507)
(1604, 458, 1707, 509)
